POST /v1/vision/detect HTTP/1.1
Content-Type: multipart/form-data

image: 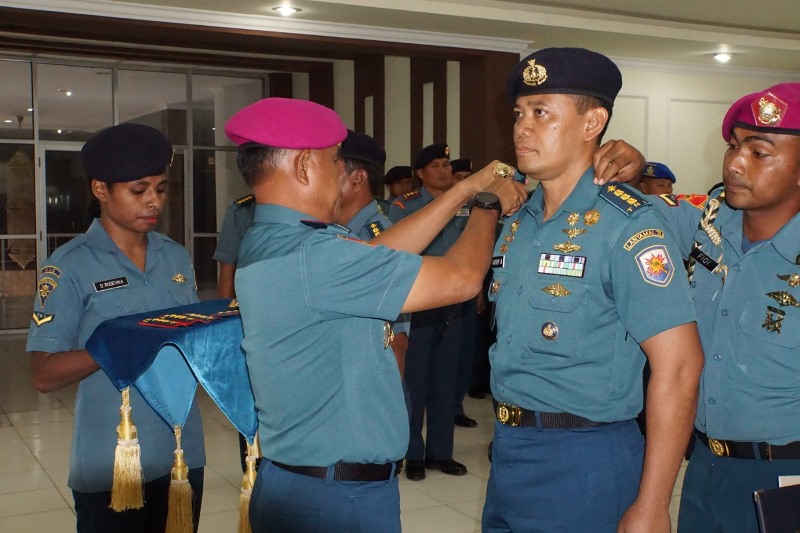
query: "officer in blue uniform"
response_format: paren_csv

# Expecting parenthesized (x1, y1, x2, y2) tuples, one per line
(451, 158, 473, 182)
(389, 143, 474, 480)
(384, 165, 417, 202)
(337, 130, 410, 376)
(639, 161, 677, 195)
(482, 48, 704, 533)
(648, 83, 800, 533)
(224, 97, 527, 533)
(26, 123, 206, 533)
(214, 193, 255, 298)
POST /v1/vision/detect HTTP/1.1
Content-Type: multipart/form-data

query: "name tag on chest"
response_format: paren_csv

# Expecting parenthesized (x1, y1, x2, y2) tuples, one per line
(94, 277, 129, 292)
(689, 247, 719, 272)
(538, 253, 586, 278)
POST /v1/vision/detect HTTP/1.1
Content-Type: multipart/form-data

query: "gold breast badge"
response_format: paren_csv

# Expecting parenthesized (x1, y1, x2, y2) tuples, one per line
(541, 322, 559, 340)
(553, 210, 597, 254)
(763, 306, 785, 334)
(542, 283, 571, 297)
(383, 321, 395, 349)
(777, 273, 800, 287)
(766, 291, 800, 308)
(172, 273, 186, 284)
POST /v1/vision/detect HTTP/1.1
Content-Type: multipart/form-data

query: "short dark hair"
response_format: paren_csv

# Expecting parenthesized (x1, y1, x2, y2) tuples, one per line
(236, 145, 286, 187)
(344, 158, 383, 197)
(568, 94, 613, 144)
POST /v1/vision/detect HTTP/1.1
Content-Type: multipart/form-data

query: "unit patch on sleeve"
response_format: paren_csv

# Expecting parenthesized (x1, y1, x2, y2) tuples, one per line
(37, 277, 58, 307)
(635, 245, 674, 287)
(623, 229, 664, 251)
(538, 253, 586, 278)
(32, 311, 54, 327)
(93, 277, 129, 292)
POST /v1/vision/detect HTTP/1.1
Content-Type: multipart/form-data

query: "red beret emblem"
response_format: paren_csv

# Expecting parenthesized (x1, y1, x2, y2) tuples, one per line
(751, 93, 787, 127)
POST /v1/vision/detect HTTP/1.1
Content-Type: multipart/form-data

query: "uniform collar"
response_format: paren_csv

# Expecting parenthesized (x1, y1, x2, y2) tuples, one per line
(347, 200, 379, 233)
(419, 186, 435, 204)
(757, 210, 800, 263)
(85, 218, 163, 253)
(253, 203, 341, 228)
(525, 167, 596, 219)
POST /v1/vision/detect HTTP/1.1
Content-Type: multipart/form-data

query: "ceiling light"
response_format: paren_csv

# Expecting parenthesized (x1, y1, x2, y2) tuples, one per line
(714, 53, 732, 63)
(273, 6, 301, 16)
(57, 129, 62, 134)
(3, 119, 12, 123)
(27, 108, 33, 112)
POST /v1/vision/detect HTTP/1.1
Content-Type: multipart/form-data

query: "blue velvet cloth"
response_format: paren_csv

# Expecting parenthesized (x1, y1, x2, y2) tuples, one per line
(85, 299, 257, 441)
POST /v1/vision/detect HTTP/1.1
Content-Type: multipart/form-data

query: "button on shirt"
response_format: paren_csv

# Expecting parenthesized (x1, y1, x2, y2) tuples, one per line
(26, 219, 205, 492)
(653, 191, 800, 444)
(488, 170, 696, 422)
(236, 205, 422, 466)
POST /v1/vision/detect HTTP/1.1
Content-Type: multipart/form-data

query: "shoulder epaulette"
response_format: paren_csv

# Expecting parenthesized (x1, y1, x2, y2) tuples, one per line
(367, 220, 385, 238)
(597, 184, 649, 217)
(657, 193, 679, 207)
(301, 219, 328, 229)
(300, 220, 351, 236)
(233, 194, 255, 207)
(402, 190, 420, 199)
(676, 193, 708, 210)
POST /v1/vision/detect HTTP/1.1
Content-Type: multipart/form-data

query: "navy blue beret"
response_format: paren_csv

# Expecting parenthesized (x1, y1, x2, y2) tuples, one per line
(642, 162, 676, 183)
(413, 143, 450, 170)
(450, 158, 472, 173)
(506, 47, 622, 106)
(384, 166, 414, 184)
(340, 130, 386, 167)
(82, 124, 173, 183)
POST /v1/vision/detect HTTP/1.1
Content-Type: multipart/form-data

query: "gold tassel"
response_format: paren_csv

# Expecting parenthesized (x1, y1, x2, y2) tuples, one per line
(238, 440, 259, 533)
(110, 387, 144, 511)
(166, 426, 194, 533)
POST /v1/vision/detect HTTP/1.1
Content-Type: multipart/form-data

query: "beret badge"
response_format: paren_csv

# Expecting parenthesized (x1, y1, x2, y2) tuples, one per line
(645, 165, 655, 176)
(522, 59, 548, 87)
(752, 93, 786, 126)
(445, 146, 450, 156)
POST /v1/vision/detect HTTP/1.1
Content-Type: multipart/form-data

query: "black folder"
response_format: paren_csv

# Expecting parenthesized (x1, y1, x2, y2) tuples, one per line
(753, 483, 800, 533)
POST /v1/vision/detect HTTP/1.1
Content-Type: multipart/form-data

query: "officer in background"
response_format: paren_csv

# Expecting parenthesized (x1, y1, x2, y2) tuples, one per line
(639, 161, 676, 195)
(384, 165, 417, 202)
(389, 143, 473, 480)
(27, 124, 206, 533)
(212, 195, 258, 472)
(451, 158, 473, 181)
(337, 130, 410, 377)
(225, 97, 527, 532)
(483, 48, 704, 532)
(647, 83, 800, 533)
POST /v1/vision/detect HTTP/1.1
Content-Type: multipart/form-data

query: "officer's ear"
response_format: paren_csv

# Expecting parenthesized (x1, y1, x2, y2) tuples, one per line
(293, 150, 312, 186)
(91, 179, 110, 203)
(584, 107, 609, 143)
(351, 169, 367, 191)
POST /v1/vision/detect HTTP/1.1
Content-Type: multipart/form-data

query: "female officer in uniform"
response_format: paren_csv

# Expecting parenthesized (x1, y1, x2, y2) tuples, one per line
(26, 123, 205, 533)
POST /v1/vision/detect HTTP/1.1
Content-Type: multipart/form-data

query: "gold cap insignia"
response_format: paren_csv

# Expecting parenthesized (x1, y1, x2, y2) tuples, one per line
(444, 146, 450, 156)
(751, 93, 787, 126)
(522, 59, 548, 87)
(172, 273, 186, 284)
(645, 165, 655, 176)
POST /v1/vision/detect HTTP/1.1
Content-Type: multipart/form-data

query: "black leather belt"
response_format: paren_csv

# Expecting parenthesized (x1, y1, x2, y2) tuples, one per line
(495, 402, 608, 429)
(695, 430, 800, 460)
(272, 460, 403, 481)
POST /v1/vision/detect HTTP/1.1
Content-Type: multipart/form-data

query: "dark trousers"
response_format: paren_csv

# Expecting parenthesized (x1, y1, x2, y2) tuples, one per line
(483, 420, 643, 532)
(73, 468, 204, 533)
(455, 298, 477, 417)
(405, 305, 461, 461)
(250, 460, 401, 533)
(678, 439, 800, 533)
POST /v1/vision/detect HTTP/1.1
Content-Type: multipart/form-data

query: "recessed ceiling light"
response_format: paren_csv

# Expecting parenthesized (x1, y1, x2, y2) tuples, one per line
(3, 119, 12, 123)
(27, 108, 33, 112)
(57, 129, 62, 134)
(714, 53, 732, 63)
(273, 6, 301, 16)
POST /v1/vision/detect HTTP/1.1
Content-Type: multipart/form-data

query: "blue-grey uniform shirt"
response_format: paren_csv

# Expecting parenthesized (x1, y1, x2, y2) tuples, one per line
(213, 195, 256, 265)
(236, 205, 422, 465)
(488, 169, 696, 422)
(348, 199, 410, 336)
(26, 219, 205, 492)
(388, 186, 469, 256)
(652, 190, 800, 444)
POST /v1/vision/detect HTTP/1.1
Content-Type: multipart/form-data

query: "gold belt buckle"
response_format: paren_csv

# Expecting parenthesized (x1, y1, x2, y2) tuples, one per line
(708, 438, 729, 457)
(497, 403, 522, 427)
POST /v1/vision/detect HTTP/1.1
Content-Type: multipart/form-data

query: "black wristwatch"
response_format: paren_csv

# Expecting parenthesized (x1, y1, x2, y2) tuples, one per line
(472, 191, 502, 214)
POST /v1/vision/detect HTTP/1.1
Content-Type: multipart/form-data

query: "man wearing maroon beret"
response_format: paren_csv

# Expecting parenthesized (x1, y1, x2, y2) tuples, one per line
(225, 97, 527, 532)
(649, 83, 800, 532)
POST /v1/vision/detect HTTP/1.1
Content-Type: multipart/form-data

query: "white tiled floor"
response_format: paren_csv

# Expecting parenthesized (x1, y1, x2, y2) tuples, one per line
(0, 333, 684, 532)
